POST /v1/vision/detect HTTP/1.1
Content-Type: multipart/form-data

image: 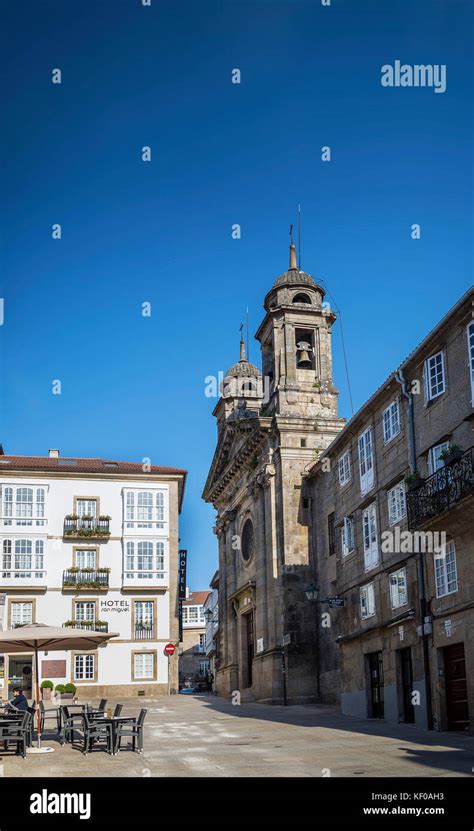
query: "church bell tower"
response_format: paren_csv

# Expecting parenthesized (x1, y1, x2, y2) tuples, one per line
(255, 242, 339, 419)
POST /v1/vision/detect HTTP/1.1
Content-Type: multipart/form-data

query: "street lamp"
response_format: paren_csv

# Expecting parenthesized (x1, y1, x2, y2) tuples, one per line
(304, 583, 320, 603)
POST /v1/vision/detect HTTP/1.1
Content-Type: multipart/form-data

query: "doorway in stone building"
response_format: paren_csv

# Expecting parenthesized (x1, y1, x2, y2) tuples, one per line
(443, 642, 469, 731)
(243, 611, 254, 688)
(367, 651, 384, 718)
(399, 647, 415, 724)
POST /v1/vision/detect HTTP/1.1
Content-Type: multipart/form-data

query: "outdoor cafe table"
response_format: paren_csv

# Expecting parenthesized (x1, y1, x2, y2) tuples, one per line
(92, 716, 136, 754)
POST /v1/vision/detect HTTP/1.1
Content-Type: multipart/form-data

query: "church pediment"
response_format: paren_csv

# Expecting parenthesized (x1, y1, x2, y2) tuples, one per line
(202, 417, 268, 504)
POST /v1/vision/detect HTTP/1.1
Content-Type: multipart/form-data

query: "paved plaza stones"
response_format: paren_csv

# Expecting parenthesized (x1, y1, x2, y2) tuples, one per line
(1, 696, 472, 778)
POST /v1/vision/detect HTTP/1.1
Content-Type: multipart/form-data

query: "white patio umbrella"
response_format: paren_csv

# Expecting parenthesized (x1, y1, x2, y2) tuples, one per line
(0, 623, 118, 754)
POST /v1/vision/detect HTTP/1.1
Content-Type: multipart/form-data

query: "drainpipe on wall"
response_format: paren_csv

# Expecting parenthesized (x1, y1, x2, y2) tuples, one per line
(394, 370, 433, 730)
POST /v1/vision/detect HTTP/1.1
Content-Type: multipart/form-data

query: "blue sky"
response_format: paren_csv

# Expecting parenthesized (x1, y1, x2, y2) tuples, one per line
(1, 0, 472, 588)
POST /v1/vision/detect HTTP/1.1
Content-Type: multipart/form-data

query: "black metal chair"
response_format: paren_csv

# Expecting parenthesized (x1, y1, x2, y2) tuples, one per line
(82, 712, 113, 755)
(26, 706, 37, 746)
(0, 711, 30, 757)
(98, 698, 107, 712)
(114, 709, 147, 754)
(113, 704, 123, 717)
(39, 700, 61, 733)
(60, 706, 84, 745)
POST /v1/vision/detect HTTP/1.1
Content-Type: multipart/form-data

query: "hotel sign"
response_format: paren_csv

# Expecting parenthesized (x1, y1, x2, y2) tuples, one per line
(178, 549, 187, 642)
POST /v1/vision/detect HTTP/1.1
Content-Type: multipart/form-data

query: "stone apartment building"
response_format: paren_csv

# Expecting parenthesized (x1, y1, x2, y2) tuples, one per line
(306, 287, 474, 733)
(203, 242, 345, 703)
(178, 589, 211, 687)
(0, 450, 186, 698)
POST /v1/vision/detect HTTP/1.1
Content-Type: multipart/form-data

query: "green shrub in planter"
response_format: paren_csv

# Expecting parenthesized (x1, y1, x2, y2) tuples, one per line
(55, 684, 66, 694)
(65, 683, 76, 695)
(41, 679, 54, 699)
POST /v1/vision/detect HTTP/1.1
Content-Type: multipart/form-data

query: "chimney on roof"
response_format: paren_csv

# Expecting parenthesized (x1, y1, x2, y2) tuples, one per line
(185, 586, 190, 600)
(49, 449, 59, 459)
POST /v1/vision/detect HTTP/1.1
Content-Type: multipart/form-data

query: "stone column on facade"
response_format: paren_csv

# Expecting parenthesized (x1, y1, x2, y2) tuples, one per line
(215, 523, 228, 668)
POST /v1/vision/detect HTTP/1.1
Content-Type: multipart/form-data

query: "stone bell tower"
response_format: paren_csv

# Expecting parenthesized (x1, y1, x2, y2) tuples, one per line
(255, 242, 339, 419)
(203, 240, 345, 704)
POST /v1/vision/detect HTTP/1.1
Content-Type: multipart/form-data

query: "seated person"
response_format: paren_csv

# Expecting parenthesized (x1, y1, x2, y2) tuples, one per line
(10, 687, 28, 712)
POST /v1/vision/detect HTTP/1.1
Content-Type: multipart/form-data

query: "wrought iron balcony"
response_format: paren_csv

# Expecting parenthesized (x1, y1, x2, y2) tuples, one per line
(407, 447, 474, 529)
(63, 516, 111, 538)
(63, 620, 109, 633)
(62, 569, 110, 589)
(134, 623, 154, 640)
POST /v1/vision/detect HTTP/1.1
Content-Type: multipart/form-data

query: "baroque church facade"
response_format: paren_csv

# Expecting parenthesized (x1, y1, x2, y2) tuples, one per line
(203, 243, 345, 703)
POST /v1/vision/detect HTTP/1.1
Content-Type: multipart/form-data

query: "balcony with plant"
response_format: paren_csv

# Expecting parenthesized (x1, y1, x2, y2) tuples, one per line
(62, 567, 110, 590)
(63, 515, 111, 539)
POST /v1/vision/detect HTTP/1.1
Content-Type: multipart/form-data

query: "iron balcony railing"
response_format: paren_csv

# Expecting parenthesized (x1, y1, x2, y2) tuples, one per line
(134, 623, 154, 640)
(407, 447, 474, 529)
(63, 516, 111, 537)
(62, 569, 110, 588)
(63, 620, 109, 633)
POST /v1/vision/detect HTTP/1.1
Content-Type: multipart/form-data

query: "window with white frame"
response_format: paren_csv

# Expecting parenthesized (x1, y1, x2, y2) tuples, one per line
(341, 516, 355, 557)
(74, 654, 95, 681)
(389, 568, 408, 608)
(338, 451, 351, 486)
(124, 489, 167, 529)
(428, 441, 449, 475)
(75, 549, 97, 570)
(362, 503, 378, 570)
(424, 351, 446, 401)
(468, 322, 474, 404)
(1, 538, 45, 578)
(11, 602, 33, 627)
(133, 652, 154, 680)
(2, 486, 46, 526)
(182, 605, 205, 625)
(199, 659, 210, 677)
(387, 482, 406, 525)
(75, 601, 95, 623)
(199, 633, 205, 650)
(434, 540, 458, 598)
(360, 582, 375, 619)
(383, 400, 401, 443)
(125, 540, 166, 579)
(134, 601, 154, 636)
(358, 427, 374, 495)
(76, 499, 97, 518)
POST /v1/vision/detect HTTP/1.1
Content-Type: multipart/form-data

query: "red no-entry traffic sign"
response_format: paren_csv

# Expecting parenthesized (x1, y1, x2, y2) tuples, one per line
(164, 643, 175, 656)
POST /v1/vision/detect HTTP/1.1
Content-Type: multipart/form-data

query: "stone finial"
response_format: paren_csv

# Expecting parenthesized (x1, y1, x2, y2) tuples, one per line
(289, 242, 297, 270)
(240, 337, 246, 362)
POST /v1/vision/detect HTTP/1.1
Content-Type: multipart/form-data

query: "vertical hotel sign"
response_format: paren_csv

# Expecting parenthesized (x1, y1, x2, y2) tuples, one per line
(178, 550, 187, 643)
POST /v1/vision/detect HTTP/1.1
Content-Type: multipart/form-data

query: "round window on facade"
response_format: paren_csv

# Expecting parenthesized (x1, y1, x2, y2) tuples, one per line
(241, 518, 255, 563)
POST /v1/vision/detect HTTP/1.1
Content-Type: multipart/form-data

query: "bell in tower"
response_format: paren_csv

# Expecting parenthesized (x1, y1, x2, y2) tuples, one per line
(296, 340, 313, 369)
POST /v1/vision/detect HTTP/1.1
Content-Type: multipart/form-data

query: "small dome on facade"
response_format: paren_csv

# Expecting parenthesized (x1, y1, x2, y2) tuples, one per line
(225, 359, 261, 380)
(271, 269, 318, 291)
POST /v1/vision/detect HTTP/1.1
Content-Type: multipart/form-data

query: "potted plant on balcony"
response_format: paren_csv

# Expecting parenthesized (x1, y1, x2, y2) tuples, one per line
(439, 444, 463, 466)
(405, 472, 425, 492)
(40, 679, 54, 700)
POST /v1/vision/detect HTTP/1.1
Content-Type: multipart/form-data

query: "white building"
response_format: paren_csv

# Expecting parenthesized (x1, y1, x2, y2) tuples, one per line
(0, 450, 186, 699)
(178, 589, 210, 687)
(203, 571, 219, 690)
